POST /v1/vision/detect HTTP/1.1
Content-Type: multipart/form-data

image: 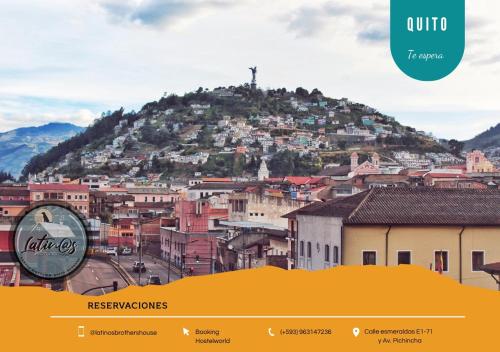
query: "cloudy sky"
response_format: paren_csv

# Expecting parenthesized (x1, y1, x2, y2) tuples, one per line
(0, 0, 499, 139)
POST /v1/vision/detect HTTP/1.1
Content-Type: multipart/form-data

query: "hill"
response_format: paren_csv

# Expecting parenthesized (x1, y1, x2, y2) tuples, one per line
(0, 122, 84, 177)
(464, 123, 500, 150)
(22, 85, 446, 180)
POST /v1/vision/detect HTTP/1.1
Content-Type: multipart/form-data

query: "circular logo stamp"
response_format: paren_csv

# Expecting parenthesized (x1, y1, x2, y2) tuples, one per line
(14, 205, 88, 279)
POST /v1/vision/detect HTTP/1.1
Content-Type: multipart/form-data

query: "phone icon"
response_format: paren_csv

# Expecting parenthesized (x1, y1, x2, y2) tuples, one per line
(78, 326, 85, 338)
(268, 328, 275, 337)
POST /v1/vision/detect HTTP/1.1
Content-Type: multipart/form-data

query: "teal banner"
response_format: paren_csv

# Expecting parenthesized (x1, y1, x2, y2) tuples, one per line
(390, 0, 465, 81)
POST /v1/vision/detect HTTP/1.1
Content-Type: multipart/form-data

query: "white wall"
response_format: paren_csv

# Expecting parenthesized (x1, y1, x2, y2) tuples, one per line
(296, 215, 343, 270)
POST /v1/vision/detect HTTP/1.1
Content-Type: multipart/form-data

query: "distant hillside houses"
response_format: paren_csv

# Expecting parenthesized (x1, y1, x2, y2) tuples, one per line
(23, 85, 463, 184)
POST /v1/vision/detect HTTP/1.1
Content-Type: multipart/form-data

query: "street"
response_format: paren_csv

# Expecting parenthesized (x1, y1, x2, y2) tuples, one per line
(68, 258, 128, 296)
(120, 253, 180, 286)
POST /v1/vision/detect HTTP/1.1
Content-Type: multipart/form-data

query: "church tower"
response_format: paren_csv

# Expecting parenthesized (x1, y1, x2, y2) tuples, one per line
(258, 160, 269, 181)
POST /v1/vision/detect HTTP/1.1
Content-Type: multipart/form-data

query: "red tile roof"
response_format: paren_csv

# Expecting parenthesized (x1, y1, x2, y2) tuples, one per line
(345, 187, 500, 225)
(99, 187, 128, 193)
(287, 187, 500, 226)
(29, 184, 89, 192)
(446, 164, 467, 171)
(0, 188, 29, 196)
(284, 176, 325, 185)
(425, 173, 467, 178)
(408, 170, 428, 177)
(0, 200, 30, 206)
(283, 192, 368, 219)
(265, 178, 284, 183)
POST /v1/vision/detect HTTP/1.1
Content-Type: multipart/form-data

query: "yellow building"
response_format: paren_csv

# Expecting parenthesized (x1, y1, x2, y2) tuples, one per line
(288, 187, 500, 290)
(466, 150, 495, 173)
(342, 188, 500, 290)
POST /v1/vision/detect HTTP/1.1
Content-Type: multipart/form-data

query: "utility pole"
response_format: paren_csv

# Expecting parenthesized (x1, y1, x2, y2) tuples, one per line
(210, 240, 213, 274)
(180, 253, 184, 279)
(117, 227, 120, 265)
(167, 229, 173, 283)
(138, 221, 142, 286)
(242, 228, 246, 270)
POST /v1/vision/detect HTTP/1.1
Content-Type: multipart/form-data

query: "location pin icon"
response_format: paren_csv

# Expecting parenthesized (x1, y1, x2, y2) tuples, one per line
(353, 327, 360, 337)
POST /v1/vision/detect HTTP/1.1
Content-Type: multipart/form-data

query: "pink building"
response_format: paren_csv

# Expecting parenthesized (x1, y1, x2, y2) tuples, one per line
(127, 188, 179, 203)
(160, 229, 218, 276)
(160, 199, 227, 276)
(0, 226, 13, 252)
(0, 186, 30, 201)
(29, 183, 90, 216)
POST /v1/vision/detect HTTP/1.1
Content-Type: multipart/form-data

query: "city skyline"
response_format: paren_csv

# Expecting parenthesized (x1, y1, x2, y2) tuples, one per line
(0, 0, 499, 139)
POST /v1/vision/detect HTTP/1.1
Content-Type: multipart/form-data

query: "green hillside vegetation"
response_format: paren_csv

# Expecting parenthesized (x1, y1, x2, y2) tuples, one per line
(22, 85, 446, 179)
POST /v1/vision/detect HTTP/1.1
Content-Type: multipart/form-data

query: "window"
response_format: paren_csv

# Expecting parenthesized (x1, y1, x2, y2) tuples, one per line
(434, 251, 449, 272)
(325, 245, 330, 262)
(362, 251, 376, 265)
(307, 242, 312, 258)
(67, 195, 72, 200)
(472, 251, 485, 272)
(257, 245, 263, 259)
(398, 251, 411, 265)
(196, 201, 203, 215)
(299, 241, 304, 257)
(333, 246, 339, 264)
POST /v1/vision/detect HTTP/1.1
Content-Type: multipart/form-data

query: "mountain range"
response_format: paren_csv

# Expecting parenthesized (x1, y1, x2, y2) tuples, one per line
(0, 123, 84, 177)
(464, 123, 500, 150)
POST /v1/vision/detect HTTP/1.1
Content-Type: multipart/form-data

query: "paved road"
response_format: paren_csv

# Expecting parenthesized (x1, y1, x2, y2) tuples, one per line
(68, 258, 128, 296)
(120, 253, 180, 286)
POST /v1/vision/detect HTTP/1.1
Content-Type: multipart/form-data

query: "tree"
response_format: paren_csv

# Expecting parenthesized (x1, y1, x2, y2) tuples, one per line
(337, 141, 347, 150)
(196, 127, 214, 148)
(245, 155, 261, 174)
(0, 171, 14, 183)
(151, 156, 162, 173)
(310, 88, 323, 96)
(140, 120, 156, 144)
(295, 87, 309, 97)
(233, 154, 246, 176)
(448, 139, 465, 156)
(269, 151, 321, 176)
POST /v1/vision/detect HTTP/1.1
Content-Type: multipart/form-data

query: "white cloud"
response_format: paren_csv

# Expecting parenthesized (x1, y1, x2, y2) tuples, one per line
(0, 0, 498, 138)
(96, 0, 237, 29)
(283, 1, 388, 43)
